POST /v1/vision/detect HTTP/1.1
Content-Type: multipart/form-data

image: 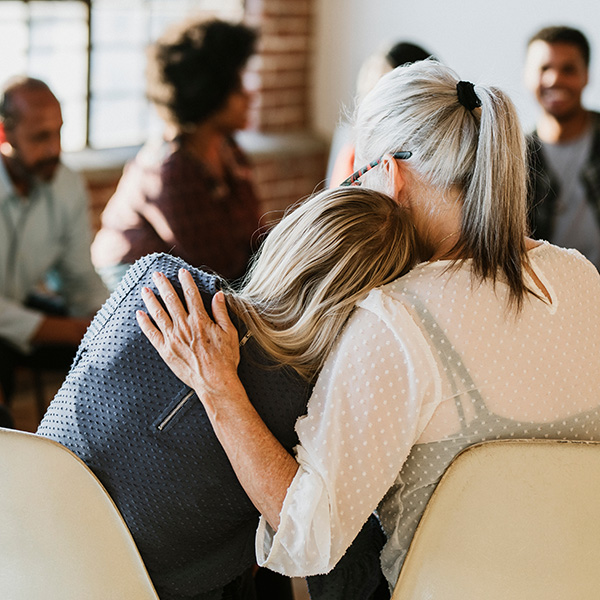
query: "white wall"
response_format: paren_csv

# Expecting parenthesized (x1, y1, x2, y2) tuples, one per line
(312, 0, 600, 140)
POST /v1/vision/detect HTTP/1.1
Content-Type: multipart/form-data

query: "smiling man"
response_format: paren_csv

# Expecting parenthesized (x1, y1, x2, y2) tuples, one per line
(0, 77, 107, 416)
(525, 26, 600, 270)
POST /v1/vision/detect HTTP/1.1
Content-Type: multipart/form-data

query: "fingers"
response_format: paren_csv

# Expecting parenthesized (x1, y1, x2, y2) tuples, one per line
(141, 284, 173, 332)
(136, 309, 164, 350)
(178, 269, 211, 322)
(151, 271, 190, 323)
(140, 269, 229, 349)
(212, 291, 236, 334)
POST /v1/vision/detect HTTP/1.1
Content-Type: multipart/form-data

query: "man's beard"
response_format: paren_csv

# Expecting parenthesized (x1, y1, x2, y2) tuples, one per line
(29, 156, 61, 182)
(10, 154, 61, 183)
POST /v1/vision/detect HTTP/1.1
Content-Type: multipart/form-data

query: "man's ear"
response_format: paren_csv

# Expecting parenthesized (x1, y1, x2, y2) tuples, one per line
(0, 122, 14, 156)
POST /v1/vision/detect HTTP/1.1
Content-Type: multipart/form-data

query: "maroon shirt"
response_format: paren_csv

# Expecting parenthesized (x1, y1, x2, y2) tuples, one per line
(92, 137, 260, 280)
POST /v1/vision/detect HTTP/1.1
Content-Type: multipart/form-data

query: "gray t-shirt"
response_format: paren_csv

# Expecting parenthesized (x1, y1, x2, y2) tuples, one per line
(542, 128, 600, 269)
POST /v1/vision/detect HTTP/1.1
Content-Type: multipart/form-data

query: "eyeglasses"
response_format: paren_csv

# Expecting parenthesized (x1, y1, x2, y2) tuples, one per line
(340, 151, 412, 187)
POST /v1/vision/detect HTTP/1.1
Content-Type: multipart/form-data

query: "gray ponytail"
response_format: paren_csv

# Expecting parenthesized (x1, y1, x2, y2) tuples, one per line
(355, 60, 530, 309)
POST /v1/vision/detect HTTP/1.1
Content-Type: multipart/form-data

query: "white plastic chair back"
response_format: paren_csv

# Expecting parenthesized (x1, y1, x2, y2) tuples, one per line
(392, 439, 600, 600)
(0, 427, 159, 599)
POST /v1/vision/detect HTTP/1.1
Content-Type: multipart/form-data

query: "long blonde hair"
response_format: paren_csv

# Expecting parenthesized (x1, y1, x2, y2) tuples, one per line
(226, 187, 417, 379)
(355, 60, 529, 309)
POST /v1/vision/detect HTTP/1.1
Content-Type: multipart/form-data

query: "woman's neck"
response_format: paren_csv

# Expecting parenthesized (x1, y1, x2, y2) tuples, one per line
(409, 185, 463, 262)
(180, 124, 227, 177)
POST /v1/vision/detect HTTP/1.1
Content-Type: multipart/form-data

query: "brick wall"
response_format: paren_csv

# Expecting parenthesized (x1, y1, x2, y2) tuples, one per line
(245, 0, 312, 132)
(84, 0, 327, 231)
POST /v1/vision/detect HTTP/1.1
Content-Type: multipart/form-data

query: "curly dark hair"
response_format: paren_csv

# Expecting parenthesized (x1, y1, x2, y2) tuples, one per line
(146, 18, 257, 128)
(528, 25, 590, 67)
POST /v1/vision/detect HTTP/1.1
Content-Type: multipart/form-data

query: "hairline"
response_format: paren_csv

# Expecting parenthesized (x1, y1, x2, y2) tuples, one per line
(527, 27, 591, 67)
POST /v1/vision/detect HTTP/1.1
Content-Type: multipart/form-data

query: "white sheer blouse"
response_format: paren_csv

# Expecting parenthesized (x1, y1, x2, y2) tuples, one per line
(256, 242, 600, 585)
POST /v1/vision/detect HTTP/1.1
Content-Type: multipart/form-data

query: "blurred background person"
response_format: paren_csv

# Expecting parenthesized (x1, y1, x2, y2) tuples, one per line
(525, 25, 600, 270)
(0, 76, 107, 417)
(326, 41, 435, 187)
(92, 18, 261, 291)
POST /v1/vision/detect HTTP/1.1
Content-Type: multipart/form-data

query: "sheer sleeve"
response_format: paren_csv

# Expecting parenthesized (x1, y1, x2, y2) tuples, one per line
(256, 289, 441, 576)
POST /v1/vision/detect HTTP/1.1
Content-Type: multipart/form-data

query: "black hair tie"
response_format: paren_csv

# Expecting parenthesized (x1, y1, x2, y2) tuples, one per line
(456, 80, 481, 111)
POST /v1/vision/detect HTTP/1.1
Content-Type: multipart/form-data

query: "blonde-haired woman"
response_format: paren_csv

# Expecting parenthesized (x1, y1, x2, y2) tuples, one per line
(139, 60, 600, 593)
(40, 185, 416, 600)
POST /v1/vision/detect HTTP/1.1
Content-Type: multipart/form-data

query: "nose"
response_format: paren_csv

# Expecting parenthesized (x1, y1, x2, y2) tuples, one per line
(541, 68, 561, 88)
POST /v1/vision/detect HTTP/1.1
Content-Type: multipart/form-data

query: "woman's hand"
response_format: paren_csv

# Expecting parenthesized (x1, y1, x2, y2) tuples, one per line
(137, 268, 298, 529)
(136, 269, 240, 402)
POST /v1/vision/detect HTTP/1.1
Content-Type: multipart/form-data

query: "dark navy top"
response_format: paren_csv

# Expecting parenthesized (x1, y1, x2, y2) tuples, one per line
(38, 253, 311, 600)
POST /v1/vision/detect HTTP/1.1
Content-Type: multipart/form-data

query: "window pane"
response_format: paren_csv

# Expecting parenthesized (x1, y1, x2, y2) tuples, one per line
(0, 0, 245, 150)
(29, 3, 88, 47)
(29, 1, 87, 20)
(0, 3, 29, 88)
(89, 95, 149, 148)
(92, 4, 149, 46)
(29, 49, 88, 99)
(88, 0, 244, 148)
(61, 98, 88, 152)
(29, 2, 88, 151)
(0, 1, 88, 151)
(91, 48, 146, 94)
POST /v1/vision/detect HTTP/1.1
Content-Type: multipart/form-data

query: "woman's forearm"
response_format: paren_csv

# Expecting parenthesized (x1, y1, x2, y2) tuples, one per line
(198, 376, 299, 529)
(136, 269, 298, 529)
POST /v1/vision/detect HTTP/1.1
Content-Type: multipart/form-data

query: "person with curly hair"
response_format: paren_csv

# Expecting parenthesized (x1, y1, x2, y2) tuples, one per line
(92, 18, 261, 291)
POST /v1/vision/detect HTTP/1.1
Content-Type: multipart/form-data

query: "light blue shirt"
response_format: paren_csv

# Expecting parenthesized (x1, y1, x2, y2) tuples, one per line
(0, 158, 108, 352)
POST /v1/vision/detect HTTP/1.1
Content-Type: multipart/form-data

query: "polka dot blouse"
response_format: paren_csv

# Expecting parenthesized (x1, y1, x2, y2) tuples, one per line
(256, 242, 600, 586)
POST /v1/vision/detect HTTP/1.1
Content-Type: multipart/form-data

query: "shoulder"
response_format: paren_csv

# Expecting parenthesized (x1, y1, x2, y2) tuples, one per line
(531, 241, 598, 276)
(525, 131, 544, 163)
(589, 111, 600, 146)
(529, 243, 600, 301)
(356, 276, 440, 346)
(52, 161, 85, 186)
(157, 143, 205, 183)
(129, 139, 180, 176)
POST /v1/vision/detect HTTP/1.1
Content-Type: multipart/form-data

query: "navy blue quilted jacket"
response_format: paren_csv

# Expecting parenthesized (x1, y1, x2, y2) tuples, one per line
(38, 253, 311, 599)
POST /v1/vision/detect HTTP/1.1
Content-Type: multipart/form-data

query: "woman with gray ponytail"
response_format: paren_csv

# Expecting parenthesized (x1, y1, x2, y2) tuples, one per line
(139, 61, 600, 592)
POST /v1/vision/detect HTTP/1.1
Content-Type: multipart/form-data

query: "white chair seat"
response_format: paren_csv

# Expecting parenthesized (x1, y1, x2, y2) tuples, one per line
(392, 439, 600, 600)
(0, 427, 159, 599)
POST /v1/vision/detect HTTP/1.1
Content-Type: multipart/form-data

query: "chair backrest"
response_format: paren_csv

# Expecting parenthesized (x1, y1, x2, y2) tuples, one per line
(0, 427, 159, 600)
(392, 439, 600, 600)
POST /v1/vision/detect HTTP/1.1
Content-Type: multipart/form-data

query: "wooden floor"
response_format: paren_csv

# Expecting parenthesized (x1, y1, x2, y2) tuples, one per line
(10, 368, 65, 433)
(8, 369, 311, 600)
